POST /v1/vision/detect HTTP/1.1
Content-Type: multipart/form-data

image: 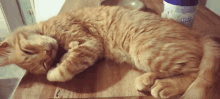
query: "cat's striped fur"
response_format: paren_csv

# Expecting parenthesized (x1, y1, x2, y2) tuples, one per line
(0, 6, 219, 98)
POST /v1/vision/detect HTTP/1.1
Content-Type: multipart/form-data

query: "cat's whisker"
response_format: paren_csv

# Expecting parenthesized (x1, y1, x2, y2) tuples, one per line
(31, 66, 37, 72)
(43, 62, 47, 70)
(36, 73, 41, 82)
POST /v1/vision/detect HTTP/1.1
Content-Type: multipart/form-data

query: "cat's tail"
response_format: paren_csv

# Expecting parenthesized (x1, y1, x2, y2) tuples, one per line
(180, 35, 220, 99)
(198, 35, 220, 83)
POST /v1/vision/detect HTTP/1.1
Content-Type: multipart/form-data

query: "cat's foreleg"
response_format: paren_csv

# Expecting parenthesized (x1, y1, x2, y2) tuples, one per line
(47, 37, 103, 82)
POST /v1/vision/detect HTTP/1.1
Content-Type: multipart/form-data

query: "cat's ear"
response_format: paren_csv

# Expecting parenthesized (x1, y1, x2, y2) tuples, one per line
(17, 33, 29, 45)
(0, 33, 16, 48)
(0, 38, 12, 67)
(0, 38, 9, 48)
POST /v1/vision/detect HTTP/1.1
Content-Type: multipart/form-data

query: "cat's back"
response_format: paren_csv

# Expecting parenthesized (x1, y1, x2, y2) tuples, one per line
(69, 6, 202, 57)
(45, 6, 203, 67)
(72, 6, 199, 42)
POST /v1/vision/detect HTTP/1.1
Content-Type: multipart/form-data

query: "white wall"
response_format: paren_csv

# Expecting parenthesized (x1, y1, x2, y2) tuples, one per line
(34, 0, 65, 23)
(0, 0, 24, 31)
(0, 3, 10, 37)
(18, 0, 36, 25)
(206, 0, 220, 16)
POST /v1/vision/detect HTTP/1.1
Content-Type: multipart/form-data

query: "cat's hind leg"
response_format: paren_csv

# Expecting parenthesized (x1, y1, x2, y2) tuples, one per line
(134, 72, 176, 91)
(150, 73, 197, 98)
(135, 72, 197, 98)
(135, 72, 157, 91)
(130, 41, 175, 91)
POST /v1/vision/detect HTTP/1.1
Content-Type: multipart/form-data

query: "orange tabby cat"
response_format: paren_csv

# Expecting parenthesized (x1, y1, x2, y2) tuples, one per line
(0, 6, 219, 98)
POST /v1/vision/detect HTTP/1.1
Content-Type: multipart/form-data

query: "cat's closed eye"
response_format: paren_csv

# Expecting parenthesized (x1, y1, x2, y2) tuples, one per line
(21, 45, 39, 55)
(22, 49, 36, 55)
(177, 63, 186, 66)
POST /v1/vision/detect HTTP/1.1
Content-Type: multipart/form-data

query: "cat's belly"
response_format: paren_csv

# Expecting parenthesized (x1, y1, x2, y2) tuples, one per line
(103, 44, 134, 65)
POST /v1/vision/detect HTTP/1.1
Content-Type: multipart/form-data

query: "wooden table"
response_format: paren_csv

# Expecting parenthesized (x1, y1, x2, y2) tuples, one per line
(13, 0, 220, 99)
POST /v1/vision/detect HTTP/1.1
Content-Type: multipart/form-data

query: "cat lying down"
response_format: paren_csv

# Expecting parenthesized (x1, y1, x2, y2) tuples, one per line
(0, 6, 219, 98)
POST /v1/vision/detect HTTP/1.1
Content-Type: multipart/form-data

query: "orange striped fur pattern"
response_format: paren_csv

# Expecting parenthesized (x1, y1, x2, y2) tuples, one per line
(0, 6, 219, 98)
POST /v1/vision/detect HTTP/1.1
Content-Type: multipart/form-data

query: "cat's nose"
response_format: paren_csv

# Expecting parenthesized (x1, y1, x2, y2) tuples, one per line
(46, 49, 52, 57)
(44, 43, 57, 57)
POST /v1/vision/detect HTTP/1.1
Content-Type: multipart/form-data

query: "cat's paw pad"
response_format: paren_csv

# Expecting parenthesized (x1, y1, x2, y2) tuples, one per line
(135, 73, 156, 91)
(47, 67, 71, 82)
(151, 79, 179, 98)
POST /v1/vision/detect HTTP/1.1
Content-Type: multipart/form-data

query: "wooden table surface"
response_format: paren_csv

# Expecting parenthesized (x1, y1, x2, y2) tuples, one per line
(13, 0, 220, 99)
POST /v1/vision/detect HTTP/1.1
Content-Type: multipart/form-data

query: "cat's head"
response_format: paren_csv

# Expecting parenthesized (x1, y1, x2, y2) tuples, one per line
(0, 25, 58, 74)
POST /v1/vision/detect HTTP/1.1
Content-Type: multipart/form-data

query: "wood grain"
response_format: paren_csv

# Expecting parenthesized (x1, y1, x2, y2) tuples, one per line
(13, 0, 220, 99)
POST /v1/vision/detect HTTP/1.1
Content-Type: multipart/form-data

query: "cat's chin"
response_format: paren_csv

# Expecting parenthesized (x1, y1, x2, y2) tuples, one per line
(27, 59, 55, 74)
(29, 69, 47, 74)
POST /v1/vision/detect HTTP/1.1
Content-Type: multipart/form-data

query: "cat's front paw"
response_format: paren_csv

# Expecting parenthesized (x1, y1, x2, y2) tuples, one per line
(151, 79, 181, 98)
(135, 73, 156, 91)
(47, 67, 72, 82)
